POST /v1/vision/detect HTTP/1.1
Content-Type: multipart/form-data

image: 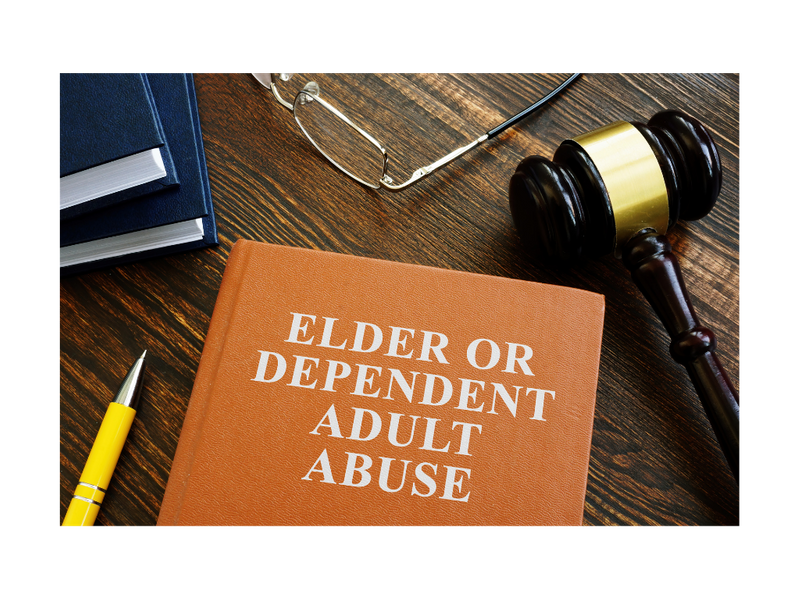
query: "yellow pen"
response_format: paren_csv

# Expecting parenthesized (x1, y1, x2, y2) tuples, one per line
(62, 351, 147, 526)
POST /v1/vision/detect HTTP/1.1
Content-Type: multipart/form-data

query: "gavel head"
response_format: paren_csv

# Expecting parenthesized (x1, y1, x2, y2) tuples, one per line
(508, 110, 722, 263)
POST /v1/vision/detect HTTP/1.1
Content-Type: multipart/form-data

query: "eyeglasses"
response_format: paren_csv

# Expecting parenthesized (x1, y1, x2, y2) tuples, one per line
(254, 73, 580, 192)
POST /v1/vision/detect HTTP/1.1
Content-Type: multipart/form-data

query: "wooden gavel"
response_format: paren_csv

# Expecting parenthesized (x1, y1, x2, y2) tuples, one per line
(509, 110, 739, 482)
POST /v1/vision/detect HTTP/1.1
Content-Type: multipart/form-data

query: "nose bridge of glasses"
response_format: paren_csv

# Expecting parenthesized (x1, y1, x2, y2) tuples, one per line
(257, 73, 301, 111)
(253, 73, 294, 86)
(298, 81, 320, 105)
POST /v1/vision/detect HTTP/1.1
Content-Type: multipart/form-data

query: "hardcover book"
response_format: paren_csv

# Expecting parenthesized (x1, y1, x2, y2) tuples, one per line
(60, 73, 179, 216)
(158, 241, 605, 525)
(60, 73, 218, 276)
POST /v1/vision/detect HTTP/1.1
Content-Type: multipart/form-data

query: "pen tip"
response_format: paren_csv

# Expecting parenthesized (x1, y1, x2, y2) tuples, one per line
(114, 350, 147, 408)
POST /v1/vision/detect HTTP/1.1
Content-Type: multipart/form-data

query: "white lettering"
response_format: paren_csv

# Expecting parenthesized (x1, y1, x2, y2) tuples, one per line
(285, 313, 316, 344)
(456, 378, 485, 412)
(251, 351, 287, 383)
(383, 369, 419, 403)
(385, 327, 415, 358)
(410, 463, 438, 497)
(440, 466, 471, 502)
(340, 452, 373, 487)
(488, 383, 524, 417)
(419, 417, 451, 453)
(419, 331, 449, 364)
(348, 407, 382, 441)
(420, 373, 452, 406)
(451, 422, 482, 456)
(309, 404, 343, 438)
(504, 342, 535, 375)
(320, 360, 351, 392)
(288, 355, 319, 389)
(350, 321, 383, 353)
(466, 338, 500, 370)
(319, 317, 348, 349)
(301, 449, 336, 484)
(378, 457, 412, 493)
(527, 388, 554, 421)
(351, 364, 382, 397)
(387, 412, 419, 447)
(302, 450, 472, 503)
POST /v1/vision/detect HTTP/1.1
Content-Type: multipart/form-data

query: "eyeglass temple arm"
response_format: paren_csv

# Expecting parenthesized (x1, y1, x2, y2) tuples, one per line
(268, 77, 294, 110)
(486, 73, 581, 138)
(380, 73, 581, 192)
(250, 70, 293, 110)
(380, 136, 488, 191)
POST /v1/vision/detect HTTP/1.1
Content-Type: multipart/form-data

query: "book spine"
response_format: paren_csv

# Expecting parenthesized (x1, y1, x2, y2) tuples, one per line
(157, 240, 254, 524)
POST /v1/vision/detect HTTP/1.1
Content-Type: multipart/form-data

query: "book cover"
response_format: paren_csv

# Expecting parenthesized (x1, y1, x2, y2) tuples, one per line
(60, 73, 218, 276)
(60, 73, 179, 214)
(157, 241, 605, 526)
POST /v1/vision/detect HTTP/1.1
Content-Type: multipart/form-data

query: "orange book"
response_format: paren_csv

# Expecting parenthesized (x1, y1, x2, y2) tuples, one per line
(157, 240, 605, 525)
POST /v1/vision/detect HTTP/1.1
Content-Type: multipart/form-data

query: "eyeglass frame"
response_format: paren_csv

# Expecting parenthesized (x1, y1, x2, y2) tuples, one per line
(257, 73, 580, 192)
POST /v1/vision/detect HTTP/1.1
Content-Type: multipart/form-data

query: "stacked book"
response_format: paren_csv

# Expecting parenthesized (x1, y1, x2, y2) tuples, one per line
(60, 73, 218, 276)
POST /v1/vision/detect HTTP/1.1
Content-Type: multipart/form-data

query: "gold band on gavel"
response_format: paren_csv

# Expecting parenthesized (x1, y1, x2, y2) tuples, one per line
(572, 121, 669, 252)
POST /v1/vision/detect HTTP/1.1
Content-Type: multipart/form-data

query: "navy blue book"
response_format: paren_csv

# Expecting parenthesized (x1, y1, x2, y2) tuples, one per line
(60, 73, 179, 218)
(60, 73, 218, 276)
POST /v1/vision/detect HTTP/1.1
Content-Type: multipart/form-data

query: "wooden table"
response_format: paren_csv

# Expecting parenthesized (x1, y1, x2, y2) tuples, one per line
(60, 73, 739, 526)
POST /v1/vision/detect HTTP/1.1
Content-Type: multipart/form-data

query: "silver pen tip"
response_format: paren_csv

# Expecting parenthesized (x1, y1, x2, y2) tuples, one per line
(113, 352, 148, 409)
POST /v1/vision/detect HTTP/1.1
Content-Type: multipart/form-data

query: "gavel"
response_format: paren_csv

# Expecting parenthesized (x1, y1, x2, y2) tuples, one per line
(508, 110, 739, 482)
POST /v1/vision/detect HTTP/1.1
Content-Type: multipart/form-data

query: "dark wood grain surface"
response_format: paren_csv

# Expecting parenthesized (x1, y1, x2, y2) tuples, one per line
(60, 73, 739, 526)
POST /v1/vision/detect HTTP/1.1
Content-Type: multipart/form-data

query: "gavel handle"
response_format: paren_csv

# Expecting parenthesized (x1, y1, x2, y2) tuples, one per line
(622, 230, 739, 482)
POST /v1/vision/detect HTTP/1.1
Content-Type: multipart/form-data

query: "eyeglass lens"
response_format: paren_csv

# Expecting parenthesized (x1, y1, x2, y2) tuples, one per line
(293, 89, 385, 188)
